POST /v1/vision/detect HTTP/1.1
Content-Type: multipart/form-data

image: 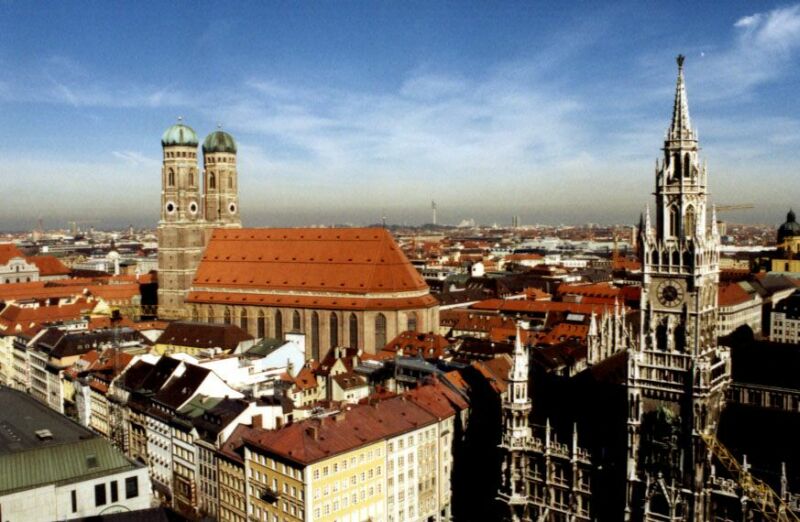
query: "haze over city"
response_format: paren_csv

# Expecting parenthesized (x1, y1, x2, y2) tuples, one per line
(2, 1, 800, 229)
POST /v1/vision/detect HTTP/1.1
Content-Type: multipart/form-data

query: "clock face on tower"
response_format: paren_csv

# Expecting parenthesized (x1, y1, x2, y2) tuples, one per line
(656, 280, 684, 307)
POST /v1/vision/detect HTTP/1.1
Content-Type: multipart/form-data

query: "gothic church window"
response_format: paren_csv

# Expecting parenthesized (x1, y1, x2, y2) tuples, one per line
(330, 313, 339, 349)
(311, 312, 320, 360)
(349, 313, 358, 348)
(223, 307, 231, 325)
(669, 206, 678, 237)
(684, 206, 695, 237)
(240, 311, 248, 333)
(209, 173, 216, 189)
(292, 311, 301, 331)
(168, 169, 175, 187)
(275, 310, 283, 339)
(684, 152, 691, 178)
(257, 311, 266, 338)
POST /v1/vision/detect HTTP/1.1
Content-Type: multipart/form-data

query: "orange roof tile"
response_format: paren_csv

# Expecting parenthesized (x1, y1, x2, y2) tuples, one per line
(188, 290, 437, 311)
(470, 298, 617, 316)
(0, 244, 25, 264)
(380, 331, 451, 359)
(192, 228, 429, 296)
(0, 299, 93, 334)
(244, 396, 438, 465)
(718, 282, 757, 307)
(27, 256, 70, 277)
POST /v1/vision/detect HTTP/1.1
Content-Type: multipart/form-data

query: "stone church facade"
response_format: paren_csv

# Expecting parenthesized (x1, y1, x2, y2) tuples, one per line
(157, 121, 241, 319)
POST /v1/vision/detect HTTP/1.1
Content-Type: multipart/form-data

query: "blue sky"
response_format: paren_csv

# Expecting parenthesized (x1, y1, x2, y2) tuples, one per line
(1, 1, 800, 229)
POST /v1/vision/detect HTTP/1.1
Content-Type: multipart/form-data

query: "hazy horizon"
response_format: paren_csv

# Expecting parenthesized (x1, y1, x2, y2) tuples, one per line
(2, 2, 800, 231)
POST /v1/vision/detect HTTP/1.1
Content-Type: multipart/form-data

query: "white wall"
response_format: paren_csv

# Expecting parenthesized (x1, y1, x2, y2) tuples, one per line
(0, 466, 150, 521)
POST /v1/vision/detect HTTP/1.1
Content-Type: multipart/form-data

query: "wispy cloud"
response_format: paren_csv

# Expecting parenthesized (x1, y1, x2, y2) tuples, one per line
(696, 4, 800, 100)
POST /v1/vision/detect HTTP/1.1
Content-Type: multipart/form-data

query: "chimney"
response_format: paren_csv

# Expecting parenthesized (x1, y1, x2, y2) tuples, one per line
(252, 414, 263, 430)
(305, 425, 319, 440)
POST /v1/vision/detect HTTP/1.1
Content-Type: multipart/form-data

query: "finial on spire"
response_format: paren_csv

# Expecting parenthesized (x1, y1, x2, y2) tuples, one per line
(217, 122, 223, 130)
(177, 116, 184, 123)
(668, 54, 694, 141)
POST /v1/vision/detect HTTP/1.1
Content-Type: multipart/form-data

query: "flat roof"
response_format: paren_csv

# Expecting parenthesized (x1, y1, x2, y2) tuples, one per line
(0, 386, 92, 455)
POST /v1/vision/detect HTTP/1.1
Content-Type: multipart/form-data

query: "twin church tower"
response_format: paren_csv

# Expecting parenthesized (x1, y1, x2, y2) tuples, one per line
(157, 121, 241, 319)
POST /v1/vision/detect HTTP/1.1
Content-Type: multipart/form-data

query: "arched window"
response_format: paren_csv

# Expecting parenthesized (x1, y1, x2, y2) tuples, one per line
(207, 306, 214, 323)
(684, 206, 696, 238)
(275, 310, 283, 339)
(675, 324, 686, 352)
(223, 307, 231, 325)
(349, 313, 359, 348)
(311, 312, 320, 360)
(168, 169, 175, 187)
(292, 310, 301, 331)
(407, 312, 418, 332)
(656, 323, 668, 351)
(329, 313, 339, 349)
(228, 176, 233, 189)
(209, 172, 216, 190)
(240, 310, 248, 333)
(672, 153, 681, 179)
(375, 313, 387, 350)
(188, 171, 194, 187)
(257, 310, 266, 338)
(669, 206, 678, 237)
(684, 152, 691, 178)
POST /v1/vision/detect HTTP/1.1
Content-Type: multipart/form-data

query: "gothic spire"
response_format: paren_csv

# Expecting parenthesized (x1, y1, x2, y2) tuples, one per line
(668, 55, 695, 142)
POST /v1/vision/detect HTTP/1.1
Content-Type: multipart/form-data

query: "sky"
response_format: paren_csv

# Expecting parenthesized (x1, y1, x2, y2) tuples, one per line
(1, 1, 800, 230)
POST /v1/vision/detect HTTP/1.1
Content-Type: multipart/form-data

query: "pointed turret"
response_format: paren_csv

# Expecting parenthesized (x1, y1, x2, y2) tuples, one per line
(668, 55, 695, 142)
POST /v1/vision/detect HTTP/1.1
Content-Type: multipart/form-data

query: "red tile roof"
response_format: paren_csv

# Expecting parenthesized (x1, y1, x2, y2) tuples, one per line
(187, 290, 437, 311)
(381, 331, 451, 359)
(718, 282, 757, 307)
(470, 298, 618, 316)
(27, 256, 70, 277)
(244, 396, 438, 465)
(0, 299, 93, 335)
(0, 244, 24, 264)
(190, 228, 432, 304)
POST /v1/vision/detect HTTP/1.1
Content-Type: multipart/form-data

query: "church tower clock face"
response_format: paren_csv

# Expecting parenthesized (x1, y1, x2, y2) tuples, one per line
(656, 280, 684, 307)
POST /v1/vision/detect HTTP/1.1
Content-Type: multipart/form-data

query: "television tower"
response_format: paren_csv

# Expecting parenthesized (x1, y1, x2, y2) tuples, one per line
(431, 201, 437, 226)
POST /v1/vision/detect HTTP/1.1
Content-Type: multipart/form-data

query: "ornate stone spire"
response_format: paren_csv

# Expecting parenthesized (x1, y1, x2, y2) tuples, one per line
(668, 55, 695, 142)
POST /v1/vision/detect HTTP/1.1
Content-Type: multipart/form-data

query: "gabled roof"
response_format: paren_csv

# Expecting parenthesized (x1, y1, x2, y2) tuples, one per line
(153, 364, 211, 410)
(718, 282, 759, 308)
(190, 228, 430, 298)
(156, 321, 253, 351)
(381, 331, 451, 359)
(138, 357, 181, 393)
(27, 256, 70, 277)
(244, 396, 437, 465)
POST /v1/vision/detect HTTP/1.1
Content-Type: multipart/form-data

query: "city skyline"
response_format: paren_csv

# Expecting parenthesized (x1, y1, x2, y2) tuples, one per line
(2, 2, 800, 229)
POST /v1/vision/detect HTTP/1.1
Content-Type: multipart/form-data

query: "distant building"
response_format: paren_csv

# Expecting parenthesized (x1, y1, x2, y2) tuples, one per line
(0, 386, 151, 521)
(772, 210, 800, 273)
(771, 290, 800, 343)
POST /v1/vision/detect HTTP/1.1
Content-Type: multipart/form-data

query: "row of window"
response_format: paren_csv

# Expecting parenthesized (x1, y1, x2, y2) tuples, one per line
(313, 485, 381, 519)
(165, 169, 234, 190)
(90, 476, 139, 509)
(196, 307, 420, 354)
